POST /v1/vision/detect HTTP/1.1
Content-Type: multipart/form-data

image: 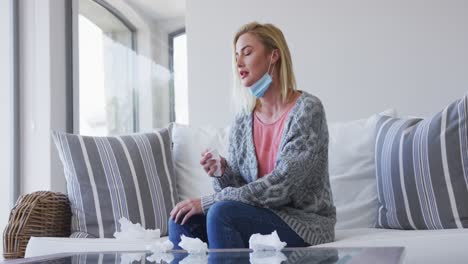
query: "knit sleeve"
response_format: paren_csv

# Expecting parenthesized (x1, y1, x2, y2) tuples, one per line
(211, 124, 247, 192)
(201, 115, 247, 212)
(201, 99, 328, 212)
(200, 115, 247, 213)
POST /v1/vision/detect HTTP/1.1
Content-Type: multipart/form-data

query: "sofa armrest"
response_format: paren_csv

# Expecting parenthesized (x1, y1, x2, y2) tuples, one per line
(3, 191, 71, 259)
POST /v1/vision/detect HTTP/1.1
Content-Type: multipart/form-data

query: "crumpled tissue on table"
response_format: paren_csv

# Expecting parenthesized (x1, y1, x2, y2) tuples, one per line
(146, 251, 175, 264)
(146, 240, 175, 264)
(146, 240, 174, 253)
(249, 251, 288, 264)
(248, 231, 287, 251)
(178, 235, 208, 254)
(119, 253, 145, 264)
(113, 217, 160, 241)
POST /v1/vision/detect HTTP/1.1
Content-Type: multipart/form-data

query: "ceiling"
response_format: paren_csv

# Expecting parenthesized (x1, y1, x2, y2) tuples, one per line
(126, 0, 186, 22)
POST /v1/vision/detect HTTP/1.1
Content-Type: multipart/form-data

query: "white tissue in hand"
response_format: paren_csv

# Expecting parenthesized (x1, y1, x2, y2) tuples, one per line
(250, 251, 287, 264)
(178, 235, 208, 254)
(179, 253, 208, 264)
(249, 231, 287, 251)
(208, 149, 222, 177)
(147, 252, 174, 264)
(146, 240, 174, 253)
(113, 217, 160, 241)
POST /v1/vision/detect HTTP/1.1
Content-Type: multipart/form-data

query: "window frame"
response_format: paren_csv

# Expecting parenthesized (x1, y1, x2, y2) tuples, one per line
(168, 28, 186, 123)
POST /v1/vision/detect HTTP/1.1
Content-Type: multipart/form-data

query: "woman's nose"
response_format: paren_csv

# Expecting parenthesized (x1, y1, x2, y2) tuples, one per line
(236, 56, 244, 67)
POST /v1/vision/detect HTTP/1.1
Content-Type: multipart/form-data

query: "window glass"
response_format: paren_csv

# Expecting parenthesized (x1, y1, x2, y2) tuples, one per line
(173, 33, 188, 125)
(79, 0, 136, 135)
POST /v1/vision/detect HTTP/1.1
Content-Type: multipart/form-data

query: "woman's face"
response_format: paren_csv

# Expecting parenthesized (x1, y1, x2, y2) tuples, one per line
(235, 33, 273, 87)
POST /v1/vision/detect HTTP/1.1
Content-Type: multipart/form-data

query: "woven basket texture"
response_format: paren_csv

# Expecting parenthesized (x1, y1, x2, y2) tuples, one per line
(3, 191, 71, 259)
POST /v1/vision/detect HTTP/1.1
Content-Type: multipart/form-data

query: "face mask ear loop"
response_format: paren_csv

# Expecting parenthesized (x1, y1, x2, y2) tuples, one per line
(267, 50, 276, 77)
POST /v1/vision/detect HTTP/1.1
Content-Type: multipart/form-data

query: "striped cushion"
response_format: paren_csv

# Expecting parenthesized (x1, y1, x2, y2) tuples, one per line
(375, 93, 468, 229)
(52, 129, 179, 238)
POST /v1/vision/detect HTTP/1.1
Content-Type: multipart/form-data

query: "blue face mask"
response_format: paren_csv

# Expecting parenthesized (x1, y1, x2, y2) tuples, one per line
(248, 52, 275, 98)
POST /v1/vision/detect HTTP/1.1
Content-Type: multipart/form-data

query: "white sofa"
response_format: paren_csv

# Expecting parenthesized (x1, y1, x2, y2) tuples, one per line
(25, 112, 468, 263)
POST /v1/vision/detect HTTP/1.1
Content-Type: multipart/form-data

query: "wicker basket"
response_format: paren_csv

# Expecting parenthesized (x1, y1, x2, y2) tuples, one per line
(3, 191, 71, 259)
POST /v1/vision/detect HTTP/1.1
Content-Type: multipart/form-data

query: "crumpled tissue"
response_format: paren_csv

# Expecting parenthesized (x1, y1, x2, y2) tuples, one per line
(146, 252, 174, 264)
(146, 240, 174, 253)
(178, 235, 208, 254)
(249, 251, 287, 264)
(146, 240, 174, 263)
(119, 253, 145, 264)
(113, 217, 160, 241)
(249, 231, 287, 251)
(207, 148, 222, 177)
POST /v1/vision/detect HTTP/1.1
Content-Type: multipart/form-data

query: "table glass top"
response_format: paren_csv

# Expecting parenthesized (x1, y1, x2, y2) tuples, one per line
(4, 247, 405, 264)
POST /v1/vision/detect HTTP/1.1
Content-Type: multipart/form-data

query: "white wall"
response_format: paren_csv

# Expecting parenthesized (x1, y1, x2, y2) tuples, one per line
(187, 0, 468, 127)
(19, 0, 68, 194)
(0, 0, 14, 251)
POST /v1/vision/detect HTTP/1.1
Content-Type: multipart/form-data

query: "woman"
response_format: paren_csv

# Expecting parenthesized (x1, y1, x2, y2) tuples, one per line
(168, 22, 335, 249)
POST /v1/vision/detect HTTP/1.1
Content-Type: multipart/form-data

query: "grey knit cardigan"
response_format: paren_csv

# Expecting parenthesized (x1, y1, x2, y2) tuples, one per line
(201, 91, 336, 245)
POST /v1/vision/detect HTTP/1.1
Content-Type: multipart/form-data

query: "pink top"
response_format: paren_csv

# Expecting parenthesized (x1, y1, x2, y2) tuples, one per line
(253, 97, 298, 178)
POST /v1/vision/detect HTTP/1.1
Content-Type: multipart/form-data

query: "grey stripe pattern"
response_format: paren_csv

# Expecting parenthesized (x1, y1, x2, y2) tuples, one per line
(52, 129, 179, 238)
(375, 93, 468, 229)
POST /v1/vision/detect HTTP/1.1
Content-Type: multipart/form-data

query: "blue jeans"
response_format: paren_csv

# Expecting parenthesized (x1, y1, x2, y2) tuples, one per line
(168, 201, 309, 249)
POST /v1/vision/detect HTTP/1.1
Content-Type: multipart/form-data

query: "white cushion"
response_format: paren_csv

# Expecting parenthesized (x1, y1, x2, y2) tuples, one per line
(328, 110, 396, 229)
(315, 228, 468, 264)
(171, 123, 230, 201)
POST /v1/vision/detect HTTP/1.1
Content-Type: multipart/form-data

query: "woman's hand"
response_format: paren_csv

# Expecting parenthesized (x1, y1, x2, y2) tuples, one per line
(170, 198, 203, 225)
(200, 149, 227, 177)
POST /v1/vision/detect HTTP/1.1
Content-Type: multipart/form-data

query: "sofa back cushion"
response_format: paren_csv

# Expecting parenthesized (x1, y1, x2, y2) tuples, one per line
(329, 110, 396, 229)
(52, 129, 178, 238)
(170, 123, 229, 201)
(375, 93, 468, 229)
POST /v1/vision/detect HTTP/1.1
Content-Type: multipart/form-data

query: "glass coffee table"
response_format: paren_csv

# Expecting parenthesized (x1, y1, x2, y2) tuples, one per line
(1, 247, 405, 264)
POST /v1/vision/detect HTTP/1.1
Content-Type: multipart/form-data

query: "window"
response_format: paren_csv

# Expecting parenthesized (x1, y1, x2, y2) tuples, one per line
(78, 0, 137, 135)
(170, 30, 189, 125)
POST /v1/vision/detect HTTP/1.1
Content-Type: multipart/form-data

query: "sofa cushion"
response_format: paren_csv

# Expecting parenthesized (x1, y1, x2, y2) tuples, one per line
(170, 123, 229, 201)
(329, 110, 396, 229)
(52, 129, 178, 238)
(315, 227, 468, 264)
(375, 92, 468, 229)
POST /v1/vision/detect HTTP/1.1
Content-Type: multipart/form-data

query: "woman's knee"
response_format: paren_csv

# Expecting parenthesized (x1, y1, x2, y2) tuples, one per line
(207, 201, 244, 225)
(206, 201, 254, 248)
(168, 214, 207, 240)
(168, 216, 196, 234)
(168, 217, 181, 236)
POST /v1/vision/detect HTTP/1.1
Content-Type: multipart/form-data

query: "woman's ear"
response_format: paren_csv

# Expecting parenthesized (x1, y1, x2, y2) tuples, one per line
(271, 49, 280, 64)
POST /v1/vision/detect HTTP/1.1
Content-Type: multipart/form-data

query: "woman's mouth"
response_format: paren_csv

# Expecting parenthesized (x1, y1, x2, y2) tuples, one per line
(239, 70, 249, 79)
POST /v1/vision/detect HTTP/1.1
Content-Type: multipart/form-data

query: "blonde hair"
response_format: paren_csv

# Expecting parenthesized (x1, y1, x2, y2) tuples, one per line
(232, 22, 297, 113)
